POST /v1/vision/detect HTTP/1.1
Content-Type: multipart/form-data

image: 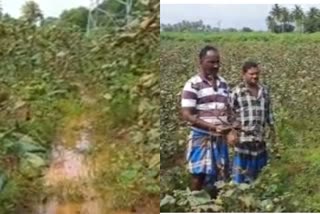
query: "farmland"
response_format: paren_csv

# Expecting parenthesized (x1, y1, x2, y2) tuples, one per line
(0, 1, 159, 214)
(160, 32, 320, 212)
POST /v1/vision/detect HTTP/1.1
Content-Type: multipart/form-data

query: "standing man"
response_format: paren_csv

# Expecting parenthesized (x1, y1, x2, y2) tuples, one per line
(181, 45, 231, 193)
(230, 61, 275, 184)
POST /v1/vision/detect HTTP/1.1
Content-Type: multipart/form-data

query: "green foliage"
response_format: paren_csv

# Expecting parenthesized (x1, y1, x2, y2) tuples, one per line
(95, 1, 160, 207)
(304, 7, 320, 33)
(0, 0, 159, 211)
(41, 17, 59, 26)
(241, 27, 253, 32)
(60, 7, 89, 31)
(89, 2, 160, 209)
(0, 130, 47, 212)
(161, 31, 320, 43)
(267, 4, 320, 33)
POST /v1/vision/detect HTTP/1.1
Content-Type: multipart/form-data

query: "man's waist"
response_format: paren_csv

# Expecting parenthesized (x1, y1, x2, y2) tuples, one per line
(201, 117, 227, 124)
(196, 109, 228, 117)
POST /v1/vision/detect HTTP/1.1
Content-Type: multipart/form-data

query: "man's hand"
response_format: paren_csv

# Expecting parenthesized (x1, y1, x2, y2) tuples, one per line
(182, 109, 220, 132)
(216, 125, 232, 134)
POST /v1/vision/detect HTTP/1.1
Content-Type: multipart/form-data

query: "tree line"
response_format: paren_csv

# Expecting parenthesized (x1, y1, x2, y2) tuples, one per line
(266, 4, 320, 33)
(160, 20, 254, 33)
(161, 4, 320, 33)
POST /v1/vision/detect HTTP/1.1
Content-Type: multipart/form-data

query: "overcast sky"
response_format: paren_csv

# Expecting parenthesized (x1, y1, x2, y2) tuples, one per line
(3, 0, 89, 18)
(161, 4, 320, 30)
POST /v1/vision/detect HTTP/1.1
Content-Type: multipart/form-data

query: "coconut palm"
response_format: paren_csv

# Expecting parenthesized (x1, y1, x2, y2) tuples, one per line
(266, 15, 276, 32)
(291, 5, 305, 33)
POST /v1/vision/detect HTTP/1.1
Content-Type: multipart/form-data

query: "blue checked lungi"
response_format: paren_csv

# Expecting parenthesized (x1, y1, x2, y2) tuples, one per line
(186, 129, 229, 183)
(232, 142, 268, 184)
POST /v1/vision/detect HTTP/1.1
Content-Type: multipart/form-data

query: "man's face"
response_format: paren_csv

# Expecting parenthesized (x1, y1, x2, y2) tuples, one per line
(200, 50, 220, 76)
(243, 67, 260, 86)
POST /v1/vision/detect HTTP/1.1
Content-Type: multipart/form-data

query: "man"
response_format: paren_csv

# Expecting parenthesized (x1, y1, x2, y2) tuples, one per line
(230, 61, 275, 184)
(181, 45, 231, 193)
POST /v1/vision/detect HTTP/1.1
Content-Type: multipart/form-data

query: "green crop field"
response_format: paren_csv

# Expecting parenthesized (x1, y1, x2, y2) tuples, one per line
(0, 1, 159, 213)
(160, 32, 320, 212)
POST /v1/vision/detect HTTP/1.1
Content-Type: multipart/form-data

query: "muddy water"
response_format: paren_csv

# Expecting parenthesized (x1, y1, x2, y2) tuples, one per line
(44, 132, 91, 185)
(37, 123, 109, 214)
(36, 124, 158, 214)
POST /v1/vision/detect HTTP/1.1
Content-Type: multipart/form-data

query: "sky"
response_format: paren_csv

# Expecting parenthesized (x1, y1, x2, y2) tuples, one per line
(2, 0, 90, 18)
(161, 4, 320, 31)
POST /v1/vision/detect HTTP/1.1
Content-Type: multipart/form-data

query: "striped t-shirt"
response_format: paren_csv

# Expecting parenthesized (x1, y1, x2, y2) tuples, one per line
(181, 73, 230, 133)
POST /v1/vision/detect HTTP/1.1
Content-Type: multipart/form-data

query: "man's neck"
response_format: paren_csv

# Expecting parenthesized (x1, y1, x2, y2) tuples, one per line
(200, 70, 217, 81)
(245, 81, 259, 89)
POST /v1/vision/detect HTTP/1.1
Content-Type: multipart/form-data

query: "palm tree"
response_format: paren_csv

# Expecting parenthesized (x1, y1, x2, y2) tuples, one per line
(270, 4, 282, 23)
(266, 15, 276, 32)
(21, 0, 43, 24)
(280, 7, 292, 32)
(307, 7, 319, 19)
(270, 4, 284, 32)
(304, 7, 320, 33)
(291, 5, 305, 33)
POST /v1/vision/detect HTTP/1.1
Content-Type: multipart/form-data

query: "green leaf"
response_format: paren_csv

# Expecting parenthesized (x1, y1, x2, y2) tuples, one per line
(0, 172, 7, 192)
(195, 204, 223, 212)
(13, 100, 27, 110)
(215, 180, 226, 189)
(148, 153, 160, 168)
(188, 190, 212, 207)
(160, 195, 176, 207)
(224, 189, 235, 197)
(274, 205, 284, 212)
(240, 195, 255, 208)
(24, 153, 47, 168)
(132, 132, 145, 144)
(238, 183, 250, 190)
(47, 89, 67, 97)
(15, 133, 46, 153)
(119, 168, 139, 185)
(139, 0, 150, 6)
(56, 51, 67, 57)
(103, 93, 112, 100)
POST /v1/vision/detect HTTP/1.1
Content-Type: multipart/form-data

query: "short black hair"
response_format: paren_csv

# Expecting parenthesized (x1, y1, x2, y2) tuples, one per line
(242, 61, 259, 73)
(199, 45, 218, 60)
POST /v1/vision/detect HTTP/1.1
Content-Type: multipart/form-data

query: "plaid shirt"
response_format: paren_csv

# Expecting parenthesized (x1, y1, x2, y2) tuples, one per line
(230, 82, 274, 143)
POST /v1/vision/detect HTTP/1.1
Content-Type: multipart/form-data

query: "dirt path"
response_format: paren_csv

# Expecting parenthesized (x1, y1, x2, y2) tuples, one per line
(37, 118, 140, 214)
(35, 83, 159, 214)
(36, 82, 121, 214)
(37, 117, 103, 214)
